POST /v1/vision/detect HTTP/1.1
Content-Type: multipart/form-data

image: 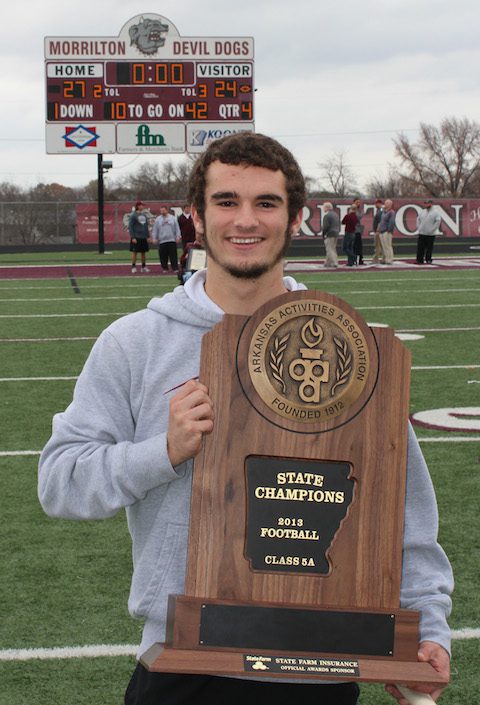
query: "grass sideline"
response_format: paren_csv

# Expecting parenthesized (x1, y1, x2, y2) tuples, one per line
(0, 261, 479, 704)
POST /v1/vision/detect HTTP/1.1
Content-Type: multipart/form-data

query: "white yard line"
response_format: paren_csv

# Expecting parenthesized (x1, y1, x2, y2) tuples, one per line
(0, 376, 78, 382)
(397, 327, 480, 333)
(1, 629, 478, 661)
(0, 365, 478, 382)
(1, 328, 479, 344)
(0, 644, 137, 661)
(0, 312, 128, 318)
(1, 288, 479, 302)
(417, 437, 480, 443)
(2, 436, 479, 457)
(1, 304, 479, 320)
(358, 303, 480, 311)
(0, 296, 149, 302)
(411, 365, 480, 370)
(0, 283, 169, 291)
(0, 337, 97, 342)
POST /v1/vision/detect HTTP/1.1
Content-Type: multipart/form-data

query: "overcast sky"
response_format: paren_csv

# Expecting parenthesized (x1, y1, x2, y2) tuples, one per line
(2, 0, 479, 192)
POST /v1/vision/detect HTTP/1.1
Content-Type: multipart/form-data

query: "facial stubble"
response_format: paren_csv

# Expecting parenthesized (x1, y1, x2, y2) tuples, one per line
(200, 230, 291, 280)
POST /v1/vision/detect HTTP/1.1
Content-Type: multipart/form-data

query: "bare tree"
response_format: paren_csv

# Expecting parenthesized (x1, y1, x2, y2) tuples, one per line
(365, 166, 418, 199)
(394, 117, 480, 197)
(317, 151, 359, 197)
(114, 158, 194, 201)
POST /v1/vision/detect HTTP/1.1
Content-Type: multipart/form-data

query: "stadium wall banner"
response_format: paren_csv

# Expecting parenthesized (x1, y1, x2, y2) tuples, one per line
(75, 199, 480, 244)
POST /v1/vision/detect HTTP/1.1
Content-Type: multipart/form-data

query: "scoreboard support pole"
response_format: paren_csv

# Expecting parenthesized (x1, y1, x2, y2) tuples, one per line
(97, 154, 105, 254)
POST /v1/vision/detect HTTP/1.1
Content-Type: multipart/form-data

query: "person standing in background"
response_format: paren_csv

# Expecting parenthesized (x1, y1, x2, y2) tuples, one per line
(342, 204, 359, 267)
(152, 205, 181, 273)
(321, 202, 340, 268)
(352, 197, 365, 265)
(178, 204, 196, 255)
(371, 199, 384, 264)
(128, 201, 150, 274)
(378, 199, 396, 265)
(416, 199, 441, 264)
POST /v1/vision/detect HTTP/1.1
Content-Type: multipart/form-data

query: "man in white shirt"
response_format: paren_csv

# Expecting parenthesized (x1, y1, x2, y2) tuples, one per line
(152, 206, 181, 272)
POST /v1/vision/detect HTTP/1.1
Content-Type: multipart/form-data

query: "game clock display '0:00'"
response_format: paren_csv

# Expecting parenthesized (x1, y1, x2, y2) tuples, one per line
(46, 60, 254, 123)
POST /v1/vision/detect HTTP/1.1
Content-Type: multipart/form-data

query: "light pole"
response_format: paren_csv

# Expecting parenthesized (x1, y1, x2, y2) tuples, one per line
(97, 154, 113, 254)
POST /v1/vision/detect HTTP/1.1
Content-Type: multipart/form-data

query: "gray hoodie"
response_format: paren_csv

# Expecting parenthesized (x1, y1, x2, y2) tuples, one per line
(38, 271, 452, 666)
(417, 207, 441, 235)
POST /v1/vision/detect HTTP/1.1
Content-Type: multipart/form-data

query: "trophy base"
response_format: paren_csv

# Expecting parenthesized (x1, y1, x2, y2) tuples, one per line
(141, 644, 445, 686)
(140, 597, 447, 686)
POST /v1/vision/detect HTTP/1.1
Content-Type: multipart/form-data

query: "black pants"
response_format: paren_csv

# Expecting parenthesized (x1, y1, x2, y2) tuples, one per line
(158, 242, 178, 271)
(353, 233, 363, 263)
(125, 665, 360, 705)
(416, 234, 435, 263)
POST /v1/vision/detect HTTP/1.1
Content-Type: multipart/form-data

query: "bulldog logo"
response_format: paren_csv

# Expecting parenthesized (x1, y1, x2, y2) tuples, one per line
(129, 17, 169, 55)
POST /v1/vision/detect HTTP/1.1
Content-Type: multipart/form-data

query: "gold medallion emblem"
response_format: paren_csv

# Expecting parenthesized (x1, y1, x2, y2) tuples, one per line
(246, 299, 371, 424)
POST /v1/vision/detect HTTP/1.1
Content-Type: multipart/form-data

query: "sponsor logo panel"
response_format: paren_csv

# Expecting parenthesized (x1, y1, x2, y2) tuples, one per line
(116, 123, 186, 153)
(45, 123, 116, 154)
(187, 122, 254, 152)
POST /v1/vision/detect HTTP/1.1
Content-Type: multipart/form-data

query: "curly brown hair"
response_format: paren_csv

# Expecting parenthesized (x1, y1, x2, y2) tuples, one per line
(187, 132, 306, 227)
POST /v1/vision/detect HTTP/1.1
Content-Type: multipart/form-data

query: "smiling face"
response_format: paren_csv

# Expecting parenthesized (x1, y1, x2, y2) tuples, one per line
(192, 161, 302, 281)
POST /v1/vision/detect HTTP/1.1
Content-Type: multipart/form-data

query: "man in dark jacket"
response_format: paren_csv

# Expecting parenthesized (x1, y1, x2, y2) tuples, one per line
(178, 204, 196, 254)
(128, 201, 151, 274)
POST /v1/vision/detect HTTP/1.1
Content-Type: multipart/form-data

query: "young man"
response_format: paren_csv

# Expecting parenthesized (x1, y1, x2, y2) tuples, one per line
(128, 201, 150, 273)
(38, 133, 452, 705)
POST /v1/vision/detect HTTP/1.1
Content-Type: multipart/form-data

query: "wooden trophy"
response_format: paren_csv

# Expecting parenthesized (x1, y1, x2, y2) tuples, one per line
(142, 290, 445, 690)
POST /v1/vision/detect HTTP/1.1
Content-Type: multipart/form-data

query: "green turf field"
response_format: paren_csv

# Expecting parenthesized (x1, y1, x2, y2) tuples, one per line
(0, 256, 479, 704)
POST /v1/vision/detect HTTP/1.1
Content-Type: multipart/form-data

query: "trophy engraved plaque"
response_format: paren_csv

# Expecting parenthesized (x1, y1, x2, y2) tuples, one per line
(141, 290, 446, 688)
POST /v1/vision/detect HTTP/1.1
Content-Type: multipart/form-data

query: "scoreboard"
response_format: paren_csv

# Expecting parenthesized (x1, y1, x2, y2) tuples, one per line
(45, 14, 254, 154)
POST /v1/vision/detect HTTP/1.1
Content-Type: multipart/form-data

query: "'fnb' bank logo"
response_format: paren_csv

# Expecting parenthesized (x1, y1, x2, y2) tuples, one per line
(136, 124, 166, 146)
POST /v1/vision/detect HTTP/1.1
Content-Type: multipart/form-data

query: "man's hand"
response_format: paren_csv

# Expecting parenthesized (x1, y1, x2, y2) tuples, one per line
(385, 641, 450, 703)
(167, 379, 214, 467)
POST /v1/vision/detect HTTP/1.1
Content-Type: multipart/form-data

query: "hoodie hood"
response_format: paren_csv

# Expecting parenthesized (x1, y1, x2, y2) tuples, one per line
(146, 283, 223, 329)
(146, 269, 307, 328)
